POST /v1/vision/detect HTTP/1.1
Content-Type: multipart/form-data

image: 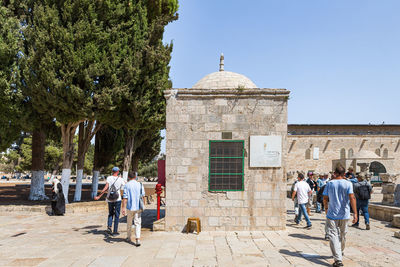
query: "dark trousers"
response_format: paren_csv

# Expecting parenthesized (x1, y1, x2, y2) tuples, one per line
(108, 201, 121, 232)
(355, 199, 370, 225)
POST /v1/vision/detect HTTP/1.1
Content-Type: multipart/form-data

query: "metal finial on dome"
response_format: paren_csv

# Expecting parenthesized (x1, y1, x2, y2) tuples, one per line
(219, 53, 224, 71)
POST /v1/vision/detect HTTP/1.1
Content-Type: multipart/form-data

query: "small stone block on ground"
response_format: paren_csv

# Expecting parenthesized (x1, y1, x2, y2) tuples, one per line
(392, 214, 400, 228)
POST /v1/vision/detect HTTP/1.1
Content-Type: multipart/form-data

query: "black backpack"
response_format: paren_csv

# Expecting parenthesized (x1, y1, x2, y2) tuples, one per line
(317, 184, 326, 203)
(107, 179, 119, 201)
(357, 184, 371, 200)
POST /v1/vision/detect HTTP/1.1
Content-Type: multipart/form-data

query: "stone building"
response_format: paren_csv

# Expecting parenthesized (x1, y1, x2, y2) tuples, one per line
(287, 124, 400, 175)
(164, 55, 289, 231)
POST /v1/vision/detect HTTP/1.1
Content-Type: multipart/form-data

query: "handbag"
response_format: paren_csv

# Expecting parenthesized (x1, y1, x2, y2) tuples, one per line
(139, 182, 145, 211)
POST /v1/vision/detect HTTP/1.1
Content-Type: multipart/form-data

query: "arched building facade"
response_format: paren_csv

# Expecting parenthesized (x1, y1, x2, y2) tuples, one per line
(287, 124, 400, 175)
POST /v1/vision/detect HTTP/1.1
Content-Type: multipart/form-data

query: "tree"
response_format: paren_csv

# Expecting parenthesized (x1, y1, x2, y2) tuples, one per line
(74, 121, 100, 201)
(0, 3, 22, 152)
(130, 129, 162, 173)
(91, 125, 124, 198)
(97, 0, 177, 181)
(20, 0, 112, 202)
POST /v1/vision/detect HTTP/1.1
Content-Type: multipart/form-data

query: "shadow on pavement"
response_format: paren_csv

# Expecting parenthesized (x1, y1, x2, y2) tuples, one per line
(279, 249, 331, 266)
(288, 233, 326, 241)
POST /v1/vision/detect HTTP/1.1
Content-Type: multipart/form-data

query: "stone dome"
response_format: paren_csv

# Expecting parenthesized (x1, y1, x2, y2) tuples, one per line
(192, 71, 257, 89)
(192, 53, 257, 89)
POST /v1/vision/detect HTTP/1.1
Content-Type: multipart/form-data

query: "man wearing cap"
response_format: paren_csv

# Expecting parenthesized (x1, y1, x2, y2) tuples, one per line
(345, 167, 358, 184)
(94, 167, 125, 235)
(352, 172, 373, 230)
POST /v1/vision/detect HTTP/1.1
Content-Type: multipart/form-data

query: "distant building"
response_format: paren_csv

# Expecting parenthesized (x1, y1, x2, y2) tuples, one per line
(287, 124, 400, 175)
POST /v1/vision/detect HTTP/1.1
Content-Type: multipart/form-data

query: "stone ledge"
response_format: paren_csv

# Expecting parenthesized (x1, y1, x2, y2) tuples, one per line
(0, 201, 107, 214)
(164, 88, 290, 100)
(369, 203, 400, 223)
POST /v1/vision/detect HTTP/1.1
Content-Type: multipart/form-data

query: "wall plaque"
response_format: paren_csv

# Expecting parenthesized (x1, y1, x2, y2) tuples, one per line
(250, 136, 282, 167)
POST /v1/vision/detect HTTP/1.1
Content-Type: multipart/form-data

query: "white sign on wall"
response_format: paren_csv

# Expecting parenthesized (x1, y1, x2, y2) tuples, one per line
(313, 147, 319, 160)
(250, 136, 282, 167)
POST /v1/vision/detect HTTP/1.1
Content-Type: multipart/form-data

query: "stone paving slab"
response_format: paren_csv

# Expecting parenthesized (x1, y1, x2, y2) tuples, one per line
(0, 200, 400, 266)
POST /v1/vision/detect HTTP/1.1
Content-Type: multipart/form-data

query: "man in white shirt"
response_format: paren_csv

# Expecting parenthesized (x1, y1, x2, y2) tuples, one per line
(122, 171, 145, 246)
(94, 166, 125, 235)
(292, 173, 312, 228)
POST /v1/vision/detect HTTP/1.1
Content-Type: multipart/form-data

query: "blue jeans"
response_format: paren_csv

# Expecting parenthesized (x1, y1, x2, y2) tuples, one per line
(296, 203, 312, 227)
(108, 201, 121, 232)
(355, 199, 370, 225)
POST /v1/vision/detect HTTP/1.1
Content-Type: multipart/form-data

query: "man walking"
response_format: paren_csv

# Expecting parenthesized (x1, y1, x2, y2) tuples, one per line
(352, 172, 372, 230)
(291, 177, 299, 222)
(122, 171, 145, 246)
(306, 172, 317, 215)
(292, 173, 312, 229)
(323, 166, 357, 267)
(316, 173, 328, 213)
(94, 167, 125, 235)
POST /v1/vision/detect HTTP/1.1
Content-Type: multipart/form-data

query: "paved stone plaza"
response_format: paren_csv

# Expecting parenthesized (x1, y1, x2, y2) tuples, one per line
(0, 199, 399, 267)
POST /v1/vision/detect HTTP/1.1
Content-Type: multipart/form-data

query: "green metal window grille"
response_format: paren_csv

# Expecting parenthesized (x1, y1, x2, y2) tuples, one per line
(209, 140, 244, 191)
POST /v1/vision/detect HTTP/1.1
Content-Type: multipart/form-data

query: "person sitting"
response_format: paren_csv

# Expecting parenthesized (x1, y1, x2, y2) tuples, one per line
(51, 178, 65, 216)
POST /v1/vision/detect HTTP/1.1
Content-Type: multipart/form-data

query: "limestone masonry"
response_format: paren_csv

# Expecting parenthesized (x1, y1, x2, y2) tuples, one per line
(164, 55, 289, 231)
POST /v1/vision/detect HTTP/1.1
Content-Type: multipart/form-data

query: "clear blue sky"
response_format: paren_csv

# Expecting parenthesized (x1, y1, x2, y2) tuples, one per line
(164, 0, 400, 124)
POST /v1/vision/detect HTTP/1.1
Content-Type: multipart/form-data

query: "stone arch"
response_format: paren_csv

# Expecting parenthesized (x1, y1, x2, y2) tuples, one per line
(348, 148, 354, 158)
(369, 161, 387, 176)
(305, 148, 311, 160)
(340, 148, 346, 159)
(375, 148, 381, 156)
(383, 148, 389, 158)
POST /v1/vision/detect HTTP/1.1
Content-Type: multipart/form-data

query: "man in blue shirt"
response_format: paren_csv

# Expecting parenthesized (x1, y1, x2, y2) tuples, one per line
(323, 166, 357, 267)
(122, 171, 145, 246)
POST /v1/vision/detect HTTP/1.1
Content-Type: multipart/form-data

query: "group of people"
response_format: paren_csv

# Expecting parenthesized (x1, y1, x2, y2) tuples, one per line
(291, 166, 373, 267)
(50, 167, 145, 247)
(94, 167, 145, 246)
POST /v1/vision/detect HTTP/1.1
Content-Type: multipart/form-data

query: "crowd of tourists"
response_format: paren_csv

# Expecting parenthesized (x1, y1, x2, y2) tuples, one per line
(291, 166, 373, 267)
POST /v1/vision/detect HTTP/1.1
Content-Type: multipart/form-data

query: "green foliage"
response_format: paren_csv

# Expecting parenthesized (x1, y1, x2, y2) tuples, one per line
(0, 4, 23, 151)
(18, 136, 32, 171)
(94, 125, 125, 170)
(44, 139, 63, 172)
(84, 143, 94, 174)
(97, 0, 175, 134)
(138, 159, 158, 178)
(20, 0, 109, 125)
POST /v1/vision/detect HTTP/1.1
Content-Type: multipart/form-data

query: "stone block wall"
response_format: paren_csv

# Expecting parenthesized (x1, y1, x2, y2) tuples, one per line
(164, 89, 289, 231)
(287, 136, 400, 174)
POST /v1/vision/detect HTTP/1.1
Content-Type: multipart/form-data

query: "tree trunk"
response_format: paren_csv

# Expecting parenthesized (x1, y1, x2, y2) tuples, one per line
(74, 121, 101, 202)
(91, 129, 101, 199)
(61, 122, 80, 204)
(123, 134, 135, 182)
(91, 170, 100, 199)
(131, 154, 140, 174)
(29, 128, 48, 200)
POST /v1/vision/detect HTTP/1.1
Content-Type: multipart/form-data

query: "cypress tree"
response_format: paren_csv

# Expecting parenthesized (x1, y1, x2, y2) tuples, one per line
(97, 0, 178, 180)
(21, 0, 109, 202)
(0, 3, 22, 152)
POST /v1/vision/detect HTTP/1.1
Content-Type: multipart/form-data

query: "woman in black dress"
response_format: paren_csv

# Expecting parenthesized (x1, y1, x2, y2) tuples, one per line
(51, 178, 65, 215)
